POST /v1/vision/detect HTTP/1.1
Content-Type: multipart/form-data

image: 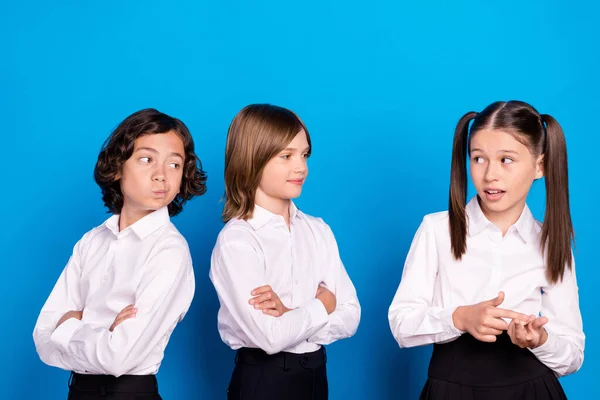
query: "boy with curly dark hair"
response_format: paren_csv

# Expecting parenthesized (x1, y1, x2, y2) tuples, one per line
(33, 108, 207, 400)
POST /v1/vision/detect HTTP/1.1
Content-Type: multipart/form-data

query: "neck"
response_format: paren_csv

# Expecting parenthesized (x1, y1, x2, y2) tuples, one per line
(254, 192, 291, 228)
(477, 196, 525, 236)
(119, 206, 153, 231)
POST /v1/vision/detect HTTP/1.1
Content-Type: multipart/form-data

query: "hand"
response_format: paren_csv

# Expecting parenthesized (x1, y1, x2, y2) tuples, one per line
(316, 284, 336, 315)
(249, 285, 291, 317)
(508, 315, 549, 348)
(56, 310, 83, 328)
(110, 304, 137, 332)
(452, 291, 529, 342)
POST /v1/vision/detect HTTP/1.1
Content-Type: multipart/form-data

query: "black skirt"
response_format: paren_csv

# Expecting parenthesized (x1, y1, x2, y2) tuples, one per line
(420, 332, 567, 400)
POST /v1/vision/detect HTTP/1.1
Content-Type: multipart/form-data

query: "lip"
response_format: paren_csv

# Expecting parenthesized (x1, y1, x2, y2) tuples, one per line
(287, 179, 304, 186)
(152, 190, 168, 197)
(483, 188, 505, 201)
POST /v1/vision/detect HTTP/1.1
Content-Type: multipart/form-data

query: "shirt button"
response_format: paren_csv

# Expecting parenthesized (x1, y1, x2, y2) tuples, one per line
(294, 279, 299, 285)
(103, 275, 108, 281)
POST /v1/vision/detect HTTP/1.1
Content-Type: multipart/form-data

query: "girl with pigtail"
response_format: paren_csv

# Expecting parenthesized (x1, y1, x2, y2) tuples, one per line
(388, 101, 584, 399)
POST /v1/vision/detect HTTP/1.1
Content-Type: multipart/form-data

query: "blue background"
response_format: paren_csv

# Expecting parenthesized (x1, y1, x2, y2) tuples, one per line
(1, 1, 597, 398)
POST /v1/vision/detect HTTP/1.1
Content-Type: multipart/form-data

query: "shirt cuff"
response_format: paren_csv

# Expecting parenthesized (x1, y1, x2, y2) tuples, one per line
(301, 298, 329, 332)
(530, 328, 557, 358)
(51, 318, 84, 353)
(444, 306, 466, 335)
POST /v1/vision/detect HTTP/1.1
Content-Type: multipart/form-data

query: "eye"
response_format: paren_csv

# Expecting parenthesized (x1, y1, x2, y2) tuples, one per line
(280, 154, 291, 160)
(472, 156, 485, 164)
(302, 153, 310, 159)
(501, 157, 514, 164)
(168, 162, 180, 169)
(139, 157, 151, 163)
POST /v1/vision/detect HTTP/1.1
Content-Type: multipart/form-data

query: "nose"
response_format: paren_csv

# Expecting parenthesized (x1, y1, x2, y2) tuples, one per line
(484, 161, 500, 182)
(152, 164, 166, 182)
(293, 156, 307, 175)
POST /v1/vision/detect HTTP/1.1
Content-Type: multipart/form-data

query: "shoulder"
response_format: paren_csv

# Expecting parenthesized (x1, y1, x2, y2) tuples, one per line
(213, 218, 262, 256)
(75, 220, 113, 252)
(161, 223, 190, 250)
(217, 218, 258, 243)
(146, 223, 192, 270)
(296, 209, 335, 239)
(422, 210, 449, 232)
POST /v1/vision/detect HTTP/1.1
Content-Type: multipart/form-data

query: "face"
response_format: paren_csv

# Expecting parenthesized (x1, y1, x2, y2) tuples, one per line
(469, 128, 544, 223)
(255, 130, 310, 211)
(118, 130, 185, 220)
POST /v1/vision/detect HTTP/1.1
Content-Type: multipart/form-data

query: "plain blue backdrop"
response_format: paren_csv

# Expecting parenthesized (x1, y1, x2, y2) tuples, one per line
(1, 1, 597, 398)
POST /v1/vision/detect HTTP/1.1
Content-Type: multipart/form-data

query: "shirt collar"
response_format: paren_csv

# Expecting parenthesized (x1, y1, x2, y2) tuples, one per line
(247, 201, 299, 231)
(466, 196, 537, 243)
(104, 206, 171, 240)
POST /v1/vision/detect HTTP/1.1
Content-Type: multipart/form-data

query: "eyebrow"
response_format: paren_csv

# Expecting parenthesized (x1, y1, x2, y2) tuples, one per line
(282, 147, 310, 152)
(135, 147, 184, 160)
(470, 148, 520, 155)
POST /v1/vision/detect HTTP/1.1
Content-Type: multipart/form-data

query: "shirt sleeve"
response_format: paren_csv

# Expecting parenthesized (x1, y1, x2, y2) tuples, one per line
(209, 235, 329, 355)
(529, 257, 585, 376)
(32, 235, 93, 372)
(306, 223, 360, 345)
(49, 241, 195, 377)
(388, 217, 463, 348)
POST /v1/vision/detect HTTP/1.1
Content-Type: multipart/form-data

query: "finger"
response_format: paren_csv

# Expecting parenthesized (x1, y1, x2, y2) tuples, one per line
(518, 320, 535, 342)
(249, 291, 273, 305)
(507, 320, 516, 340)
(113, 313, 136, 328)
(115, 310, 137, 321)
(475, 334, 498, 343)
(508, 327, 528, 348)
(255, 300, 276, 310)
(526, 315, 536, 323)
(483, 317, 509, 331)
(120, 304, 135, 313)
(525, 319, 545, 341)
(250, 285, 272, 296)
(262, 308, 282, 317)
(478, 326, 504, 336)
(484, 291, 505, 307)
(514, 320, 525, 339)
(507, 322, 523, 346)
(488, 308, 529, 321)
(117, 308, 138, 318)
(530, 316, 548, 330)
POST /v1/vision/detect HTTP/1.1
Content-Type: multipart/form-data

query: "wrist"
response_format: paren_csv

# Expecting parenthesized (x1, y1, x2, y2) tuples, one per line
(452, 306, 466, 331)
(534, 328, 549, 348)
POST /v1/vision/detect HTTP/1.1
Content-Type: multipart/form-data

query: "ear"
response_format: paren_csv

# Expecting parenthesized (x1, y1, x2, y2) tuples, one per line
(534, 154, 544, 179)
(114, 166, 124, 181)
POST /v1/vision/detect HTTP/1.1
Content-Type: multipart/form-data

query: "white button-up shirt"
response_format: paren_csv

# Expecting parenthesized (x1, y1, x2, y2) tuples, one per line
(210, 203, 360, 355)
(33, 207, 195, 377)
(389, 197, 584, 377)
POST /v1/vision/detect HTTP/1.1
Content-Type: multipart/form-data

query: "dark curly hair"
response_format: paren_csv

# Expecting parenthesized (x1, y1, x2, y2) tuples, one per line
(94, 108, 207, 216)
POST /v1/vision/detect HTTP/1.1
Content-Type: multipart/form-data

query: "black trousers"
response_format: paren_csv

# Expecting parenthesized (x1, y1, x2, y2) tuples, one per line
(420, 332, 567, 400)
(67, 372, 162, 400)
(227, 347, 328, 400)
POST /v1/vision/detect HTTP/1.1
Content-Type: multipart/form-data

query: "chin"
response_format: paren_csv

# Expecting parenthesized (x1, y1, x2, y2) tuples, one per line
(145, 200, 171, 210)
(285, 189, 303, 199)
